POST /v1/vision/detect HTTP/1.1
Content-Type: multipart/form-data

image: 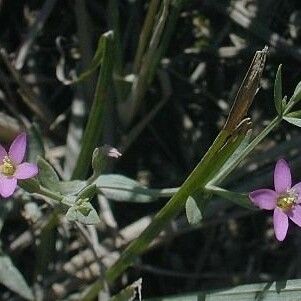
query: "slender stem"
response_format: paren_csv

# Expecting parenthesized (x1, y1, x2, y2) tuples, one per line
(133, 0, 160, 73)
(38, 186, 63, 202)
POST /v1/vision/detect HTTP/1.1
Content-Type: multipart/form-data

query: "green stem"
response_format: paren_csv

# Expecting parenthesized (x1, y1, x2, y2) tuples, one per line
(209, 116, 282, 185)
(72, 32, 114, 180)
(133, 0, 160, 73)
(81, 115, 284, 300)
(38, 186, 63, 202)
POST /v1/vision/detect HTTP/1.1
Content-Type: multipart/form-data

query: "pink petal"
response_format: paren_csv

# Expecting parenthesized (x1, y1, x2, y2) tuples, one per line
(249, 189, 277, 210)
(0, 144, 7, 162)
(288, 205, 301, 227)
(273, 207, 289, 241)
(8, 132, 27, 164)
(292, 182, 301, 203)
(274, 159, 292, 193)
(0, 176, 17, 198)
(14, 162, 38, 179)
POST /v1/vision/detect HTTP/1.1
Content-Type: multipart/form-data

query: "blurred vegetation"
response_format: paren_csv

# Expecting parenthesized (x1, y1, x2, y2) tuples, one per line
(0, 0, 301, 300)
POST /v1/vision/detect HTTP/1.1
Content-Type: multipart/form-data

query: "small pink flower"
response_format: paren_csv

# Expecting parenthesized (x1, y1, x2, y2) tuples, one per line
(103, 145, 122, 159)
(249, 159, 301, 241)
(0, 133, 38, 198)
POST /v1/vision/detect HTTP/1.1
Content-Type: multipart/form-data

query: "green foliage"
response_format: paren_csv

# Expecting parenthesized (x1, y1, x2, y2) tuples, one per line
(37, 157, 60, 190)
(3, 1, 301, 300)
(95, 174, 163, 203)
(66, 200, 100, 225)
(283, 110, 301, 127)
(274, 64, 283, 115)
(72, 31, 115, 179)
(57, 180, 87, 196)
(206, 185, 257, 210)
(291, 81, 301, 104)
(185, 195, 203, 225)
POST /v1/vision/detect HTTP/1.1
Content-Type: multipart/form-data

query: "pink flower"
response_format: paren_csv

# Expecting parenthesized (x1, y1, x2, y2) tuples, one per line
(249, 159, 301, 241)
(0, 133, 38, 198)
(102, 145, 122, 159)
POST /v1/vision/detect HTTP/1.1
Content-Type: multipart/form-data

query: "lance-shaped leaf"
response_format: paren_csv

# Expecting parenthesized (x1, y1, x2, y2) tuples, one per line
(185, 190, 210, 225)
(205, 185, 257, 210)
(37, 157, 60, 190)
(283, 110, 301, 127)
(72, 31, 115, 179)
(95, 174, 177, 203)
(290, 81, 301, 104)
(274, 64, 283, 115)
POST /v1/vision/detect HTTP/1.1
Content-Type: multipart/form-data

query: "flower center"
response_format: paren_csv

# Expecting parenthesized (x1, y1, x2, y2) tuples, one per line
(0, 156, 15, 176)
(277, 189, 298, 211)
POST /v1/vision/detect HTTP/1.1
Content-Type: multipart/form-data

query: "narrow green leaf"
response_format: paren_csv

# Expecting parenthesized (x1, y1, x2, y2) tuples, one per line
(282, 95, 287, 112)
(95, 174, 162, 202)
(291, 80, 301, 104)
(37, 157, 60, 190)
(0, 254, 34, 300)
(284, 110, 301, 118)
(283, 110, 301, 127)
(72, 31, 114, 180)
(206, 186, 257, 210)
(274, 64, 282, 115)
(185, 196, 203, 225)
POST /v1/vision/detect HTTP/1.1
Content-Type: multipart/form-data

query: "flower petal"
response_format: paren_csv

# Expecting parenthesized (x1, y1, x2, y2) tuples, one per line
(288, 205, 301, 227)
(8, 132, 27, 164)
(14, 162, 38, 179)
(273, 207, 289, 241)
(274, 159, 292, 193)
(0, 144, 7, 162)
(0, 176, 17, 198)
(249, 189, 277, 210)
(292, 182, 301, 203)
